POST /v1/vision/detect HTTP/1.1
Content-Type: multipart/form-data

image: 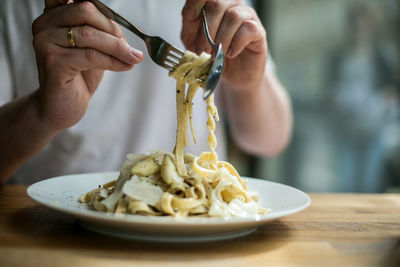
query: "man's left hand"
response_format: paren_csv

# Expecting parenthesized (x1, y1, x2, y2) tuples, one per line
(181, 0, 268, 92)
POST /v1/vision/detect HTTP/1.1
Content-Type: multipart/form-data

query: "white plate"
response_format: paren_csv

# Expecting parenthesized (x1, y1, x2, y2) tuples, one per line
(27, 172, 310, 242)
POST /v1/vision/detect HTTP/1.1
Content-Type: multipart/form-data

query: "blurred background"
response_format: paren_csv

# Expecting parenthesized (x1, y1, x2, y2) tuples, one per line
(229, 0, 400, 193)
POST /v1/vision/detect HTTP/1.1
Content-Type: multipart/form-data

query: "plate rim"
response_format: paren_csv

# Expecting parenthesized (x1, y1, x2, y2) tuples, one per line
(26, 171, 311, 226)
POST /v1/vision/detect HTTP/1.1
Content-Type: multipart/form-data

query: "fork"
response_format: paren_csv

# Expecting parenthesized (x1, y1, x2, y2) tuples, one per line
(201, 7, 224, 100)
(84, 0, 184, 71)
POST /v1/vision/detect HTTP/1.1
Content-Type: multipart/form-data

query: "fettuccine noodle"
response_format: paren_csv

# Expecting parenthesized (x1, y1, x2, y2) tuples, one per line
(79, 51, 267, 218)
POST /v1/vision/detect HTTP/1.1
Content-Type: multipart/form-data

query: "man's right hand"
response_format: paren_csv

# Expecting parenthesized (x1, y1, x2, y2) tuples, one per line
(32, 0, 143, 132)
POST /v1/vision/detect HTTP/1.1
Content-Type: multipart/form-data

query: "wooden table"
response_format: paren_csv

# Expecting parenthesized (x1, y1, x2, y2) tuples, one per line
(0, 185, 399, 267)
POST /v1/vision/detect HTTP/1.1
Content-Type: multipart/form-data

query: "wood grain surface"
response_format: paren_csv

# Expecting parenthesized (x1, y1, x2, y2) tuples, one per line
(0, 185, 399, 267)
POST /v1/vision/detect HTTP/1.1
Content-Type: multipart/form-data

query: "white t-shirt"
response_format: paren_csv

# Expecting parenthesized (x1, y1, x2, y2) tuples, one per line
(0, 0, 226, 183)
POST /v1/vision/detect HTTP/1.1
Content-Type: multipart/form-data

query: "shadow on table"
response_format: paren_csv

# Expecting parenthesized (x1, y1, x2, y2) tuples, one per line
(7, 205, 292, 262)
(382, 239, 400, 267)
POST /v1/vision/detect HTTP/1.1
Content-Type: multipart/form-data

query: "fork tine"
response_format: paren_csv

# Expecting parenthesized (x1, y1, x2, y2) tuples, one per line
(165, 56, 179, 65)
(163, 60, 176, 70)
(167, 53, 181, 61)
(169, 47, 184, 57)
(164, 61, 177, 68)
(163, 46, 183, 71)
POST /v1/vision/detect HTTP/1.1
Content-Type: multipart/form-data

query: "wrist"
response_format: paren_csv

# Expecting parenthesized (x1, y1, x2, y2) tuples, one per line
(0, 91, 59, 182)
(221, 71, 267, 98)
(28, 90, 61, 138)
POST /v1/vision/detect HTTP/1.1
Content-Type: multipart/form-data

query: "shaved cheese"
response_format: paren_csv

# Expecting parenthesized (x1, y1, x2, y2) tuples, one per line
(122, 177, 163, 206)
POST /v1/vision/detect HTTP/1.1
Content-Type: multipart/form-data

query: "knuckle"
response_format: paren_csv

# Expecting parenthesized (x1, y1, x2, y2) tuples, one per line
(43, 50, 61, 70)
(225, 6, 242, 22)
(115, 38, 127, 53)
(79, 25, 96, 40)
(249, 7, 258, 18)
(31, 16, 43, 35)
(244, 20, 259, 35)
(260, 26, 267, 39)
(110, 22, 123, 38)
(79, 1, 97, 15)
(181, 5, 186, 17)
(32, 32, 45, 51)
(206, 0, 221, 11)
(109, 58, 118, 70)
(85, 48, 98, 63)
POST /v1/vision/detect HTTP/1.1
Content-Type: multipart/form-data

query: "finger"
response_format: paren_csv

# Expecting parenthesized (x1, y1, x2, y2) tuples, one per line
(182, 0, 207, 20)
(214, 5, 255, 55)
(181, 14, 201, 52)
(227, 20, 266, 58)
(45, 0, 68, 9)
(181, 0, 233, 54)
(63, 47, 134, 72)
(204, 1, 240, 38)
(47, 26, 143, 65)
(35, 1, 123, 39)
(196, 1, 240, 53)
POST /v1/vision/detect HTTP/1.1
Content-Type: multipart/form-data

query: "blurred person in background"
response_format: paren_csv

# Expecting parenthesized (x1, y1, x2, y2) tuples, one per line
(327, 1, 397, 192)
(0, 0, 292, 184)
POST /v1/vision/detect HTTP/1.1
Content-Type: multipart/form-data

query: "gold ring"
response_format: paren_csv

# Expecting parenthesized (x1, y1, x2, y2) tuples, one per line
(67, 28, 76, 48)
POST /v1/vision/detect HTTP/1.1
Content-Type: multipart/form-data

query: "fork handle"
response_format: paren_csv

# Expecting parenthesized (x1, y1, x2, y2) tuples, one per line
(82, 0, 148, 41)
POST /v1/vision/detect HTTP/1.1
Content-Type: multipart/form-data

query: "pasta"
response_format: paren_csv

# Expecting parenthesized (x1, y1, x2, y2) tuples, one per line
(79, 51, 267, 218)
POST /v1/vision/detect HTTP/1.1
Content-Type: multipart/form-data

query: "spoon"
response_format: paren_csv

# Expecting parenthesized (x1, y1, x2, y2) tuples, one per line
(201, 7, 224, 100)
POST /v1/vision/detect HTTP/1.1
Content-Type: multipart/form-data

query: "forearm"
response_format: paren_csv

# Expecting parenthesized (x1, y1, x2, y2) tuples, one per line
(0, 92, 57, 183)
(223, 66, 292, 156)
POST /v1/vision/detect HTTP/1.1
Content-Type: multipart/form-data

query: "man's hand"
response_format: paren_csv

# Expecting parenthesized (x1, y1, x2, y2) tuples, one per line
(32, 0, 143, 132)
(182, 0, 292, 157)
(181, 0, 267, 91)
